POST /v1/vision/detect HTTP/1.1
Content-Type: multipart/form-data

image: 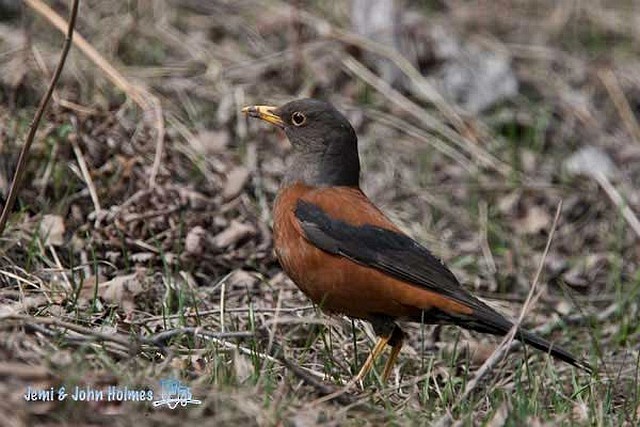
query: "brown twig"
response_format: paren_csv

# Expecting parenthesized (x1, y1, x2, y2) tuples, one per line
(131, 305, 316, 325)
(149, 327, 255, 345)
(69, 133, 102, 226)
(593, 171, 640, 241)
(0, 314, 160, 352)
(0, 0, 80, 236)
(599, 68, 640, 144)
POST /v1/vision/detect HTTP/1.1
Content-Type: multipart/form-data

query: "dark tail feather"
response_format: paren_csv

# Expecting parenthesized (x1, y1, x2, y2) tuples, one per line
(515, 328, 592, 373)
(441, 304, 592, 373)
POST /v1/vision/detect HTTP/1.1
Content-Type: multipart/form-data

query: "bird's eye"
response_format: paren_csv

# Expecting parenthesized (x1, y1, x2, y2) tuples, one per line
(291, 112, 306, 126)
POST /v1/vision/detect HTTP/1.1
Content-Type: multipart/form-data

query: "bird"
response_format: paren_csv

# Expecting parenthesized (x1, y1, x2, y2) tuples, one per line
(241, 98, 591, 381)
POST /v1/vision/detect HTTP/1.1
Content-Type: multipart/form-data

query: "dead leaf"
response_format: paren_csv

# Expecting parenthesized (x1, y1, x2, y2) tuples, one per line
(562, 253, 608, 289)
(222, 166, 249, 201)
(185, 225, 206, 255)
(563, 266, 588, 288)
(225, 269, 259, 289)
(210, 220, 255, 249)
(1, 54, 27, 89)
(520, 149, 537, 174)
(0, 295, 48, 316)
(233, 350, 253, 383)
(515, 206, 550, 234)
(565, 145, 617, 179)
(78, 275, 106, 304)
(99, 271, 145, 314)
(170, 354, 206, 374)
(467, 340, 498, 366)
(0, 27, 27, 88)
(498, 190, 520, 214)
(38, 215, 65, 246)
(544, 253, 568, 277)
(95, 325, 118, 336)
(130, 252, 155, 263)
(191, 130, 230, 154)
(555, 300, 572, 316)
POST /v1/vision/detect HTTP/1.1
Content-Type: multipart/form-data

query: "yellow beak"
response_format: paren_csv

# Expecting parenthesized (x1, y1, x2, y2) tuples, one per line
(241, 105, 284, 128)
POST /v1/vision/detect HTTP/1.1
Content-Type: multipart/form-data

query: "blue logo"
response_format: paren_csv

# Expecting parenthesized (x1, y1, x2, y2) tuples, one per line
(151, 379, 202, 409)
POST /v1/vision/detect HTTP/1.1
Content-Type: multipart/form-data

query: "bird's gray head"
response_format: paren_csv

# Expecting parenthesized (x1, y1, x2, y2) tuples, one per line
(242, 98, 360, 187)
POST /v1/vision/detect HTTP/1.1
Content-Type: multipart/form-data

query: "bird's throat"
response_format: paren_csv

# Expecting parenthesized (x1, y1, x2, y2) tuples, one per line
(283, 149, 360, 187)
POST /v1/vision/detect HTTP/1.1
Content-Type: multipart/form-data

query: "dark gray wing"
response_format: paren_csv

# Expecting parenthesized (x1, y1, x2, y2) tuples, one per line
(294, 199, 592, 371)
(294, 199, 477, 307)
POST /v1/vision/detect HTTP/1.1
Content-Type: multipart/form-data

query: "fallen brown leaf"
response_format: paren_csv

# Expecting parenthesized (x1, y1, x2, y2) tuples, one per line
(210, 220, 255, 250)
(515, 206, 551, 235)
(185, 225, 207, 256)
(98, 271, 145, 314)
(192, 129, 230, 154)
(38, 214, 65, 246)
(222, 166, 250, 201)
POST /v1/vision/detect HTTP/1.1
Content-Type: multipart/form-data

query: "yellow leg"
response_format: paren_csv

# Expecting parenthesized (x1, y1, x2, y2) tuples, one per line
(354, 335, 389, 382)
(382, 341, 403, 381)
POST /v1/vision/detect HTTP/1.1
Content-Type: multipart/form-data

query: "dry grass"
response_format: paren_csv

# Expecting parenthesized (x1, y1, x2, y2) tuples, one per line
(1, 0, 639, 425)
